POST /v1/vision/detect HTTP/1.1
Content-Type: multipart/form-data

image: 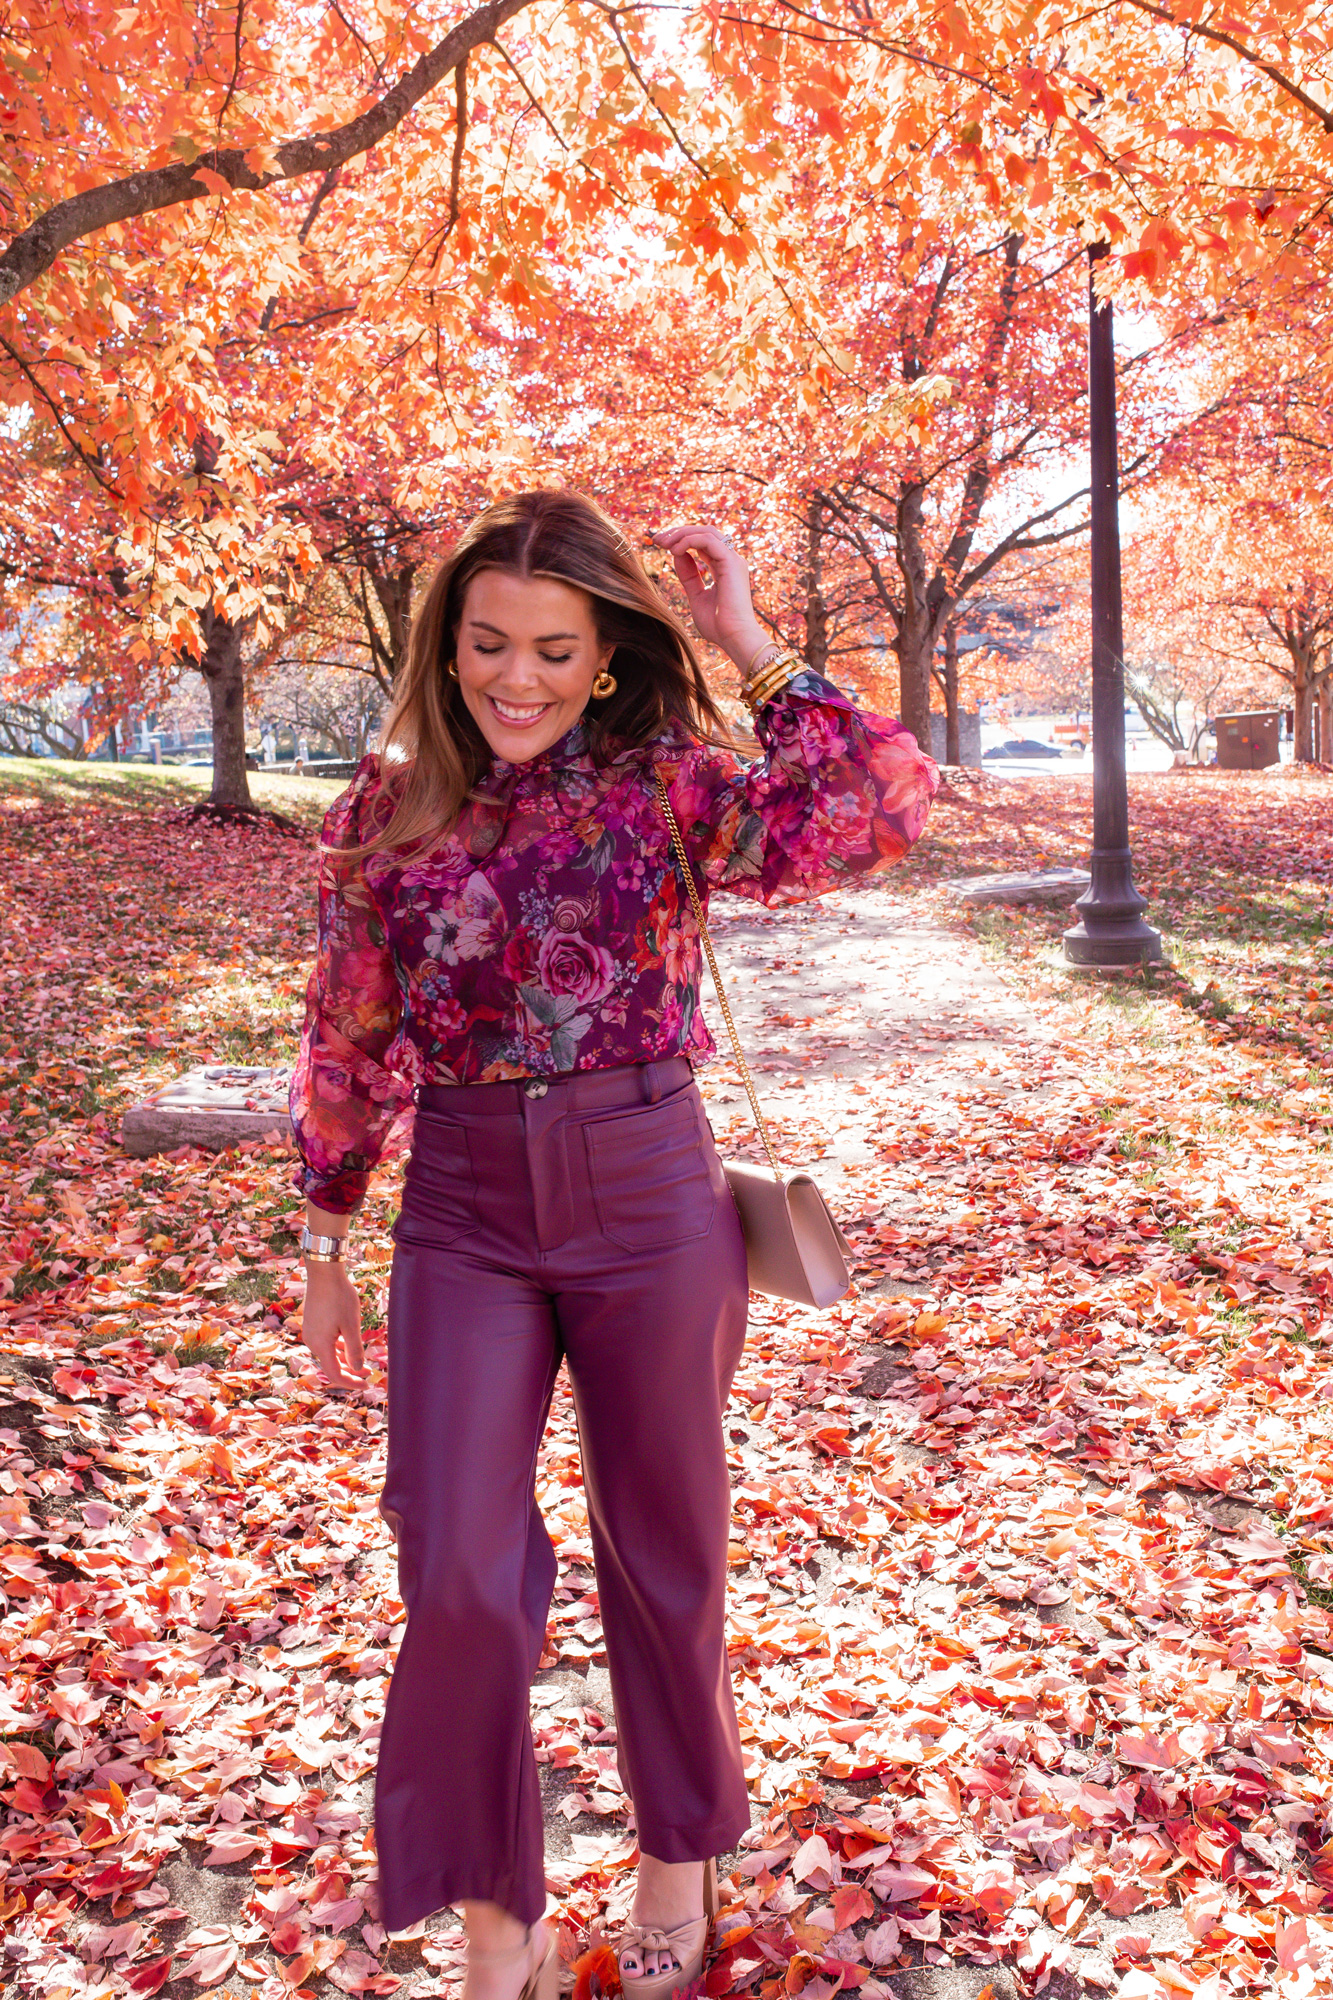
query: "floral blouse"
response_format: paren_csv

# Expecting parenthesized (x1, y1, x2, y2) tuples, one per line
(291, 670, 938, 1212)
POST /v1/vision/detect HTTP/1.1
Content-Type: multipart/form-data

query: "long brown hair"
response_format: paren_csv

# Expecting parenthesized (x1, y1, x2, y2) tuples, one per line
(362, 488, 732, 856)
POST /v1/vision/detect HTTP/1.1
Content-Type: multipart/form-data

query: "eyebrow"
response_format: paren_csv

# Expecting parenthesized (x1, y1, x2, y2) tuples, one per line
(468, 619, 580, 641)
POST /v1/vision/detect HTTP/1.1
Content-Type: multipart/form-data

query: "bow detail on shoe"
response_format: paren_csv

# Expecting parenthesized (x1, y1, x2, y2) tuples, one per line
(617, 1915, 710, 1992)
(621, 1927, 675, 1968)
(617, 1862, 719, 1995)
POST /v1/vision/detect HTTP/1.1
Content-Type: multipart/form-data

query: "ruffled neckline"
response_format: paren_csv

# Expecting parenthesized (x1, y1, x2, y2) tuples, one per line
(456, 721, 683, 859)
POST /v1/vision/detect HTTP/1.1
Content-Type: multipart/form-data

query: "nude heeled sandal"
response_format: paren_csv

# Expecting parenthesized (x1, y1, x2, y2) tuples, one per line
(617, 1859, 718, 1999)
(465, 1922, 559, 2000)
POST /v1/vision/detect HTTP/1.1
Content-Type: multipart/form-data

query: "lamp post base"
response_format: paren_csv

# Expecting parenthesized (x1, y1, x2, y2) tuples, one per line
(1062, 845, 1162, 967)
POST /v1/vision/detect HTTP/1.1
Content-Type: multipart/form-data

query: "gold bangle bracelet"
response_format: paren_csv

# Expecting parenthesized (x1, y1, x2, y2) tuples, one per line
(747, 659, 790, 695)
(741, 652, 803, 711)
(745, 639, 784, 680)
(751, 647, 803, 685)
(741, 675, 794, 715)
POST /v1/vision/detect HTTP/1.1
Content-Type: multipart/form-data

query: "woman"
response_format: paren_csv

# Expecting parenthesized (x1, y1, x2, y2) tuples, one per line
(289, 490, 937, 2000)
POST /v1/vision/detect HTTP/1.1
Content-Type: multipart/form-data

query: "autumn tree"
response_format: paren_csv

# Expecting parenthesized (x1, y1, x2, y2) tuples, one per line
(665, 204, 1233, 748)
(10, 0, 1333, 798)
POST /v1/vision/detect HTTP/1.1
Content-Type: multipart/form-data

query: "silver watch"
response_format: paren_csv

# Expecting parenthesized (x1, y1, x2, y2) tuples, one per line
(301, 1227, 349, 1263)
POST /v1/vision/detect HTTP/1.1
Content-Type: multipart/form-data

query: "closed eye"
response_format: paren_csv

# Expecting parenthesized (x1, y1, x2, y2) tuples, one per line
(471, 646, 575, 663)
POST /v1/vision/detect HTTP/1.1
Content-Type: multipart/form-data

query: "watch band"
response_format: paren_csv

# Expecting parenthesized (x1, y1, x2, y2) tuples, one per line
(301, 1227, 348, 1262)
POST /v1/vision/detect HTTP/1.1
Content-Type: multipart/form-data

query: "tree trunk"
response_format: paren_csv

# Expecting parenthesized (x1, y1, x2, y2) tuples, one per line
(1317, 669, 1333, 764)
(198, 614, 254, 808)
(1293, 653, 1315, 763)
(368, 561, 418, 686)
(802, 498, 829, 676)
(1277, 609, 1319, 763)
(943, 620, 960, 765)
(893, 484, 933, 750)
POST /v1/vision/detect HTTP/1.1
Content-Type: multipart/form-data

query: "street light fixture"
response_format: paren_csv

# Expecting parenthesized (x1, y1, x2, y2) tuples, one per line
(1063, 242, 1162, 968)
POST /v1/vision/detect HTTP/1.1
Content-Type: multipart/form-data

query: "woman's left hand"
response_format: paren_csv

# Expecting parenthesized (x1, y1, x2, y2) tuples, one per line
(651, 523, 770, 675)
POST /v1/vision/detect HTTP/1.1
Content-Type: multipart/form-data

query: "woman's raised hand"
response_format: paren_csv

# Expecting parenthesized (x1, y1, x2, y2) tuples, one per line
(651, 524, 770, 676)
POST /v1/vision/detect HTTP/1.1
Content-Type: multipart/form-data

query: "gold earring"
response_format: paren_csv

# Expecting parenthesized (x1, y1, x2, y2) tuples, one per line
(591, 668, 617, 699)
(446, 660, 459, 680)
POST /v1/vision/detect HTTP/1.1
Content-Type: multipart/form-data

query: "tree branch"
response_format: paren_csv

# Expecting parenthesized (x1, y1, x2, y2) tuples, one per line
(216, 0, 247, 135)
(0, 337, 124, 495)
(1120, 0, 1333, 136)
(326, 0, 389, 87)
(445, 57, 469, 240)
(0, 0, 531, 307)
(257, 167, 341, 334)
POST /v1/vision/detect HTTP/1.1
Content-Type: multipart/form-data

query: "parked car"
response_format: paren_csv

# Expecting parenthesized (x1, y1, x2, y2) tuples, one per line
(983, 737, 1066, 760)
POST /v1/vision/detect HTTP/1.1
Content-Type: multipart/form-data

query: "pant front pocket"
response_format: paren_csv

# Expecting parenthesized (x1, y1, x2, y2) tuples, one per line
(395, 1118, 480, 1246)
(583, 1093, 718, 1251)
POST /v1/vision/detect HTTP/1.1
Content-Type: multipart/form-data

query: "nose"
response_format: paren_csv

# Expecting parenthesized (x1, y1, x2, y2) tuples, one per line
(493, 656, 550, 692)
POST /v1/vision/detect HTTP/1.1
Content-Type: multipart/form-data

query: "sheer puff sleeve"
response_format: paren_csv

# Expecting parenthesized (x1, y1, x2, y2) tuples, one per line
(289, 757, 414, 1215)
(667, 669, 939, 902)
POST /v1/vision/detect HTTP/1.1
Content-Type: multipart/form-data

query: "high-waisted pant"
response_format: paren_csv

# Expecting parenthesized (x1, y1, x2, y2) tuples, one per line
(373, 1059, 751, 1929)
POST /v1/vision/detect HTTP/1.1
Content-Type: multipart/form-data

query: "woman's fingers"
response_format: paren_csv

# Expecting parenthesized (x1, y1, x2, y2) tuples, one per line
(303, 1331, 362, 1392)
(652, 523, 746, 570)
(652, 524, 738, 625)
(652, 523, 765, 669)
(341, 1321, 366, 1383)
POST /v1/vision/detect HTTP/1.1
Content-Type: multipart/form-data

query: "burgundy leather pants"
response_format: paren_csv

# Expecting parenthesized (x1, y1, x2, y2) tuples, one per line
(374, 1060, 751, 1929)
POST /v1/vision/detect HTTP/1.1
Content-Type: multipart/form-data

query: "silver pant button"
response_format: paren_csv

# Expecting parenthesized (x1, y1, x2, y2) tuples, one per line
(524, 1080, 549, 1098)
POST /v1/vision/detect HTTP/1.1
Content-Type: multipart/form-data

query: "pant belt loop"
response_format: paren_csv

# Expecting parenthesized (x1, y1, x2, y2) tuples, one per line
(642, 1062, 662, 1105)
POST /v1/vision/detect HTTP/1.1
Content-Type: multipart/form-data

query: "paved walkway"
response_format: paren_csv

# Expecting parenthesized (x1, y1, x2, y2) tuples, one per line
(703, 881, 1055, 1166)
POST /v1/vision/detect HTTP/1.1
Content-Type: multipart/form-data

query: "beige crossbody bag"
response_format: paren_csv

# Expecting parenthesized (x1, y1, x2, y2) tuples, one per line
(656, 775, 853, 1310)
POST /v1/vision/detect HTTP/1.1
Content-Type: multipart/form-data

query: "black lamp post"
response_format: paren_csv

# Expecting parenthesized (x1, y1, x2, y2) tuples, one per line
(1063, 242, 1162, 968)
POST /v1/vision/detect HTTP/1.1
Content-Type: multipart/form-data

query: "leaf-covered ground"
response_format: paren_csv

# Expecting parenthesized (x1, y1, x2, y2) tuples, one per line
(1, 757, 1331, 2000)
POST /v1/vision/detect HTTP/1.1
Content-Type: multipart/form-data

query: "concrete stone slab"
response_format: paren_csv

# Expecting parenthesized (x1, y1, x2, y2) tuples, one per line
(947, 867, 1090, 906)
(121, 1064, 292, 1156)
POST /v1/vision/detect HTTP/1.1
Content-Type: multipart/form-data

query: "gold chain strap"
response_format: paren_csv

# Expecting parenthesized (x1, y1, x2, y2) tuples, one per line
(655, 773, 783, 1181)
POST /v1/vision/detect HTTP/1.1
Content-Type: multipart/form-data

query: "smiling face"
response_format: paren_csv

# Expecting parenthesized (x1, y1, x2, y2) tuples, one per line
(454, 569, 614, 763)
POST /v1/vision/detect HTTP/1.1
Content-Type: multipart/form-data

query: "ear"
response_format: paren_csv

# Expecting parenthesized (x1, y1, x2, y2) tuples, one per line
(596, 638, 616, 676)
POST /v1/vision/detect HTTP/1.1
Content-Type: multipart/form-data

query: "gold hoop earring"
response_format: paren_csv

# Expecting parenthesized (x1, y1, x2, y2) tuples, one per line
(446, 660, 459, 680)
(591, 668, 617, 699)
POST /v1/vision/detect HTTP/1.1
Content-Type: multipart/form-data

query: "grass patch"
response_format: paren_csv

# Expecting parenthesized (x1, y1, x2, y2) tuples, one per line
(161, 1335, 231, 1368)
(0, 753, 346, 822)
(1222, 1088, 1288, 1115)
(225, 1270, 277, 1306)
(1272, 1519, 1333, 1612)
(1209, 1302, 1262, 1352)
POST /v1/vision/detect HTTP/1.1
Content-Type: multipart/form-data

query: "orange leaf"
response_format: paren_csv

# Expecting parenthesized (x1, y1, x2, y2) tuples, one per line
(831, 1885, 874, 1930)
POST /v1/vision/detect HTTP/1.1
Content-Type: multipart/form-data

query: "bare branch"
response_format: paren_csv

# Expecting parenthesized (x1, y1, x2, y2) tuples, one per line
(445, 58, 470, 241)
(257, 167, 341, 334)
(326, 0, 389, 87)
(489, 38, 571, 151)
(216, 0, 247, 135)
